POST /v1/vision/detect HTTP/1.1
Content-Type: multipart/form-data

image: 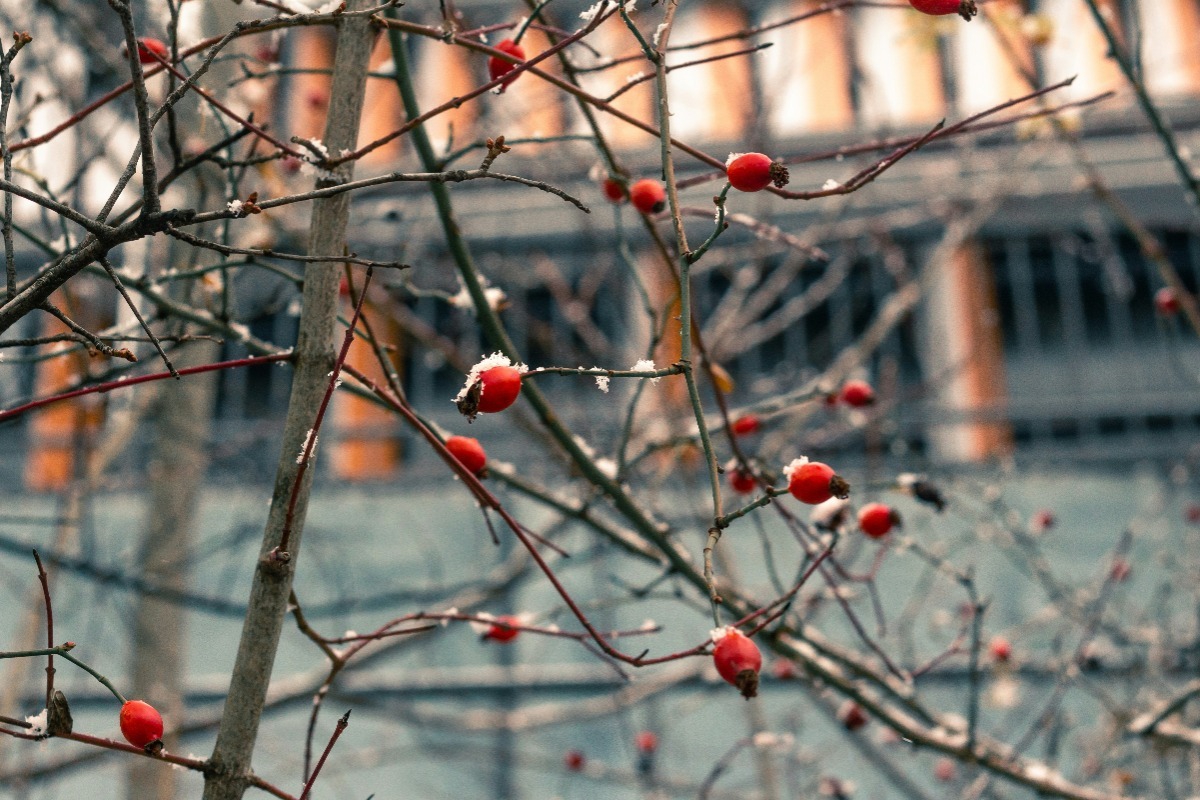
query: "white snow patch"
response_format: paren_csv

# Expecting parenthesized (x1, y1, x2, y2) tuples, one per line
(579, 2, 606, 23)
(781, 457, 810, 482)
(632, 358, 661, 383)
(25, 709, 47, 736)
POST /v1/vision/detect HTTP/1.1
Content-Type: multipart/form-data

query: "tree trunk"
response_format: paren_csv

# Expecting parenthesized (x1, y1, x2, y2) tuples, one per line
(201, 2, 375, 798)
(125, 338, 219, 800)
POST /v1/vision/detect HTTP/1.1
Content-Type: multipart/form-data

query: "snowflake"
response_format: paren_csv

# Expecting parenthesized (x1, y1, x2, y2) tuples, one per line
(822, 178, 841, 191)
(226, 199, 245, 215)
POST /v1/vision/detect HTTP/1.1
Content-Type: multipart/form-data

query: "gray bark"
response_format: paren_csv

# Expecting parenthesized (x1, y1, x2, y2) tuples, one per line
(125, 338, 219, 800)
(201, 3, 376, 798)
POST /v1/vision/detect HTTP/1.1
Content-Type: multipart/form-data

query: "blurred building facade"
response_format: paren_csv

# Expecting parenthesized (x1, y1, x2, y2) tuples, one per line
(6, 0, 1200, 488)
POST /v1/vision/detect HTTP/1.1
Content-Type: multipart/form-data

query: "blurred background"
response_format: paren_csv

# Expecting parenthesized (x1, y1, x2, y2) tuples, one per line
(0, 0, 1198, 798)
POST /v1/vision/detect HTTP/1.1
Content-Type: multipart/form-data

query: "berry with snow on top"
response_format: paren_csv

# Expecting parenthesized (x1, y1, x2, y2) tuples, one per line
(785, 458, 850, 505)
(712, 626, 763, 699)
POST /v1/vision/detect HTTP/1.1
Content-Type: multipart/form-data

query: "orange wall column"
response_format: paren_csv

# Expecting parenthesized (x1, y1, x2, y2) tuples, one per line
(923, 242, 1013, 463)
(24, 319, 104, 491)
(330, 289, 403, 481)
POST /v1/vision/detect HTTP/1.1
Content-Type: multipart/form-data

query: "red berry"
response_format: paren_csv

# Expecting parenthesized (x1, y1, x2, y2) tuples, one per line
(629, 179, 666, 215)
(839, 379, 875, 408)
(564, 749, 586, 771)
(908, 0, 977, 19)
(1031, 509, 1055, 533)
(1109, 558, 1131, 583)
(713, 628, 762, 699)
(445, 435, 487, 475)
(305, 89, 328, 109)
(731, 414, 760, 436)
(634, 730, 658, 754)
(786, 460, 850, 505)
(838, 701, 868, 731)
(771, 659, 797, 680)
(602, 178, 626, 203)
(728, 468, 756, 495)
(857, 502, 898, 538)
(484, 615, 521, 642)
(989, 636, 1012, 662)
(726, 152, 789, 192)
(119, 700, 164, 751)
(934, 757, 957, 782)
(477, 365, 522, 413)
(487, 39, 526, 92)
(135, 38, 169, 64)
(1155, 287, 1182, 316)
(1186, 503, 1200, 524)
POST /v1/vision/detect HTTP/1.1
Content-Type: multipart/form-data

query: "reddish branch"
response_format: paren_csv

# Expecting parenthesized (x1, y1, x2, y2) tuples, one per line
(31, 551, 54, 709)
(297, 711, 349, 800)
(275, 267, 373, 559)
(0, 353, 293, 425)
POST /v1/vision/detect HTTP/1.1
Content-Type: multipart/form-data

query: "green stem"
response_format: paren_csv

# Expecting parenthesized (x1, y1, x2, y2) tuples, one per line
(686, 183, 731, 264)
(650, 2, 724, 611)
(1, 647, 127, 704)
(386, 8, 700, 593)
(1080, 0, 1200, 214)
